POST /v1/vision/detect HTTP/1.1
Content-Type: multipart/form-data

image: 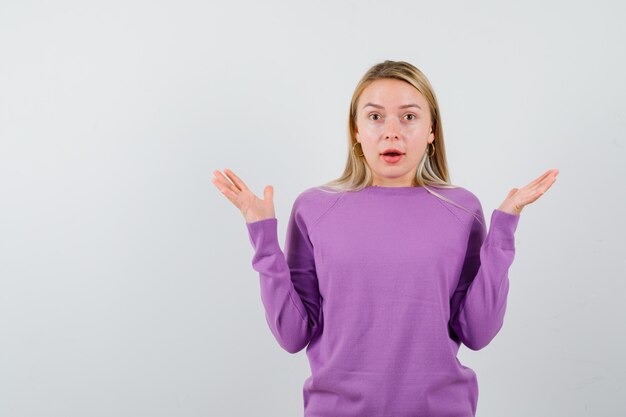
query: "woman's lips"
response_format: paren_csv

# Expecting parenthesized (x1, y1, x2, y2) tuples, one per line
(381, 153, 404, 163)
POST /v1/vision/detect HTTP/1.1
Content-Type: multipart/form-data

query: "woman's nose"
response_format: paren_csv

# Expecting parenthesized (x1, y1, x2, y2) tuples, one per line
(384, 119, 401, 139)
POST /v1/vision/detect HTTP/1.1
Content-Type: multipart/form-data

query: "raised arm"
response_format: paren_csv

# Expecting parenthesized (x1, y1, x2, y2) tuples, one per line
(449, 169, 558, 350)
(212, 169, 321, 353)
(448, 205, 521, 351)
(246, 194, 322, 354)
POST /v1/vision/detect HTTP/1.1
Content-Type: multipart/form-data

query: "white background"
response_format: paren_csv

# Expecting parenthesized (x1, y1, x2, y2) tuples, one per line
(1, 0, 624, 416)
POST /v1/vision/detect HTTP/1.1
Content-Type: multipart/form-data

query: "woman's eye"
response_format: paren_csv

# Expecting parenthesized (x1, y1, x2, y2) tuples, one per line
(405, 114, 416, 121)
(369, 114, 381, 121)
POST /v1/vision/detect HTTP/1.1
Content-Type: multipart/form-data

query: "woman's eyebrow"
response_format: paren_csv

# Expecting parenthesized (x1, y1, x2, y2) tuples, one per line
(362, 102, 422, 110)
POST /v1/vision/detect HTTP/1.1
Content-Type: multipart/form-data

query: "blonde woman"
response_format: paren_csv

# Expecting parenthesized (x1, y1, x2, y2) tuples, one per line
(212, 60, 558, 417)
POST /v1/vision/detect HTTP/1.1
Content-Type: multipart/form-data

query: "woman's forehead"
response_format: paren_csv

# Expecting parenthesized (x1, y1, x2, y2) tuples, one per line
(360, 80, 428, 110)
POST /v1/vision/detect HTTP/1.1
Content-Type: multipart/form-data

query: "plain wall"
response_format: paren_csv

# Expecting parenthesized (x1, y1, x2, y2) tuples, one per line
(1, 0, 625, 416)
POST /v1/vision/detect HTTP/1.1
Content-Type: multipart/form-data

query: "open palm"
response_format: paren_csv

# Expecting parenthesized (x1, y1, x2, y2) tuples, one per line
(211, 168, 276, 223)
(498, 169, 559, 215)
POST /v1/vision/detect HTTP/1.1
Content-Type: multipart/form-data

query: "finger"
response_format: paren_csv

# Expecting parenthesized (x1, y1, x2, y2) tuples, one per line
(535, 169, 559, 186)
(264, 185, 273, 201)
(212, 170, 241, 197)
(538, 172, 558, 193)
(526, 173, 558, 202)
(212, 171, 243, 206)
(223, 168, 249, 192)
(527, 169, 555, 188)
(212, 178, 239, 203)
(506, 188, 518, 199)
(536, 170, 559, 190)
(217, 185, 240, 204)
(525, 169, 559, 196)
(212, 169, 237, 190)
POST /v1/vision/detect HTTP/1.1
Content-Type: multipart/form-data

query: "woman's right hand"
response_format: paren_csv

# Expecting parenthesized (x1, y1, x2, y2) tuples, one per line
(211, 168, 276, 223)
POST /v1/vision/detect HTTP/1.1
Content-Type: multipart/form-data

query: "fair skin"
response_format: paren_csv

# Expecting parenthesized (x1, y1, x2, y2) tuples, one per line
(212, 78, 559, 221)
(355, 78, 434, 188)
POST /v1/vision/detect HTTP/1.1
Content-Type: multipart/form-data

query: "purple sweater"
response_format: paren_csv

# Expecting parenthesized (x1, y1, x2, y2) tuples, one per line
(245, 184, 520, 417)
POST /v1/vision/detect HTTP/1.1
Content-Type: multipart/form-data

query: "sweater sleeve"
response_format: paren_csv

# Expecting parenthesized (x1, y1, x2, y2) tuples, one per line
(245, 196, 321, 354)
(448, 205, 521, 351)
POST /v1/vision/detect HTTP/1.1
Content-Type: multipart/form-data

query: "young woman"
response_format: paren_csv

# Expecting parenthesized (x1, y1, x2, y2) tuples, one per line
(212, 60, 558, 417)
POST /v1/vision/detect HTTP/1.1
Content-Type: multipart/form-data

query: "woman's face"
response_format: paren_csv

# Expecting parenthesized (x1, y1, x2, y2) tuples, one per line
(355, 78, 434, 187)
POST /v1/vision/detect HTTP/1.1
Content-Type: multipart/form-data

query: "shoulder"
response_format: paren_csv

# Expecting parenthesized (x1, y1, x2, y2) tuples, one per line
(290, 186, 346, 225)
(427, 184, 484, 223)
(434, 184, 481, 208)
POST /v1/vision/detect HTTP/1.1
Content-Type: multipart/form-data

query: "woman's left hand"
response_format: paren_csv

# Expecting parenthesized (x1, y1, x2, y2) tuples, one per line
(497, 169, 559, 216)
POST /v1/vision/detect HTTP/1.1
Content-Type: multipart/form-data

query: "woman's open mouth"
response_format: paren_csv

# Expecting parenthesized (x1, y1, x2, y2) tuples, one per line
(380, 152, 404, 164)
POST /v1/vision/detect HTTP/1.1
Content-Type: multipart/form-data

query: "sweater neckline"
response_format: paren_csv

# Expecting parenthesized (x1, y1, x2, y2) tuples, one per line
(361, 185, 429, 195)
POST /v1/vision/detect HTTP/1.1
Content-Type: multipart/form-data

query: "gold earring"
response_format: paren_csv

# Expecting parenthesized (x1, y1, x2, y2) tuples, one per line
(353, 141, 364, 157)
(428, 142, 435, 157)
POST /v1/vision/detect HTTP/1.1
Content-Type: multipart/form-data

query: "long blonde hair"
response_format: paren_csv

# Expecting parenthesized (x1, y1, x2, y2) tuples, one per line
(316, 60, 482, 224)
